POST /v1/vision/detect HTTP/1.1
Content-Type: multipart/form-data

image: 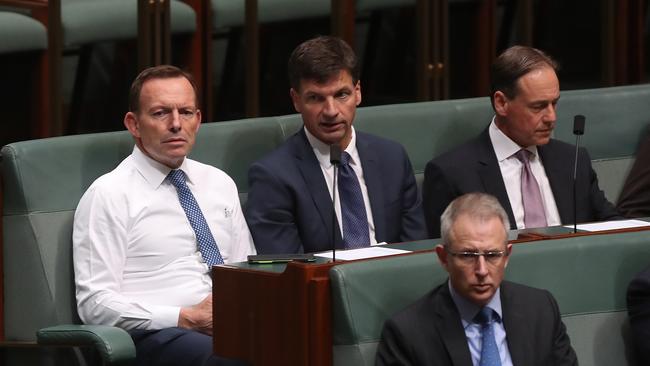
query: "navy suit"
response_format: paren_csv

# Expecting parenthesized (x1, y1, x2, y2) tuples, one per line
(245, 129, 427, 254)
(423, 128, 621, 238)
(375, 281, 578, 366)
(627, 266, 650, 365)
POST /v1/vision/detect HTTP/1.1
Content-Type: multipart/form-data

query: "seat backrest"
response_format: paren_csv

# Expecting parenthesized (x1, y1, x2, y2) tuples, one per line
(330, 231, 650, 366)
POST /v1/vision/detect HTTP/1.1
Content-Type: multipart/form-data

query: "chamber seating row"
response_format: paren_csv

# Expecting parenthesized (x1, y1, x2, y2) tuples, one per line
(2, 83, 649, 364)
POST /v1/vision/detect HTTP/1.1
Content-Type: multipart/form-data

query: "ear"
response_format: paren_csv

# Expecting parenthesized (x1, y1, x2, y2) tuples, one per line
(493, 91, 509, 117)
(503, 243, 513, 268)
(290, 88, 302, 113)
(354, 80, 362, 106)
(124, 112, 140, 138)
(435, 244, 449, 270)
(194, 109, 202, 133)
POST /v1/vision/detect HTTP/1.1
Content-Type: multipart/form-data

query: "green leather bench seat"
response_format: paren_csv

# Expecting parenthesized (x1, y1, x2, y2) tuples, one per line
(329, 231, 650, 366)
(0, 11, 47, 53)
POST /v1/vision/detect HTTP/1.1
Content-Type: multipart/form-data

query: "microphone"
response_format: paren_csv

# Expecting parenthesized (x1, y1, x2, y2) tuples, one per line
(330, 143, 342, 262)
(572, 115, 585, 233)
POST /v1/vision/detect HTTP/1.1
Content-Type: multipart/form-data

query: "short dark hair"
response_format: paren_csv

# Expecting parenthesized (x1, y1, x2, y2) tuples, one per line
(490, 45, 558, 108)
(128, 65, 199, 113)
(288, 35, 359, 90)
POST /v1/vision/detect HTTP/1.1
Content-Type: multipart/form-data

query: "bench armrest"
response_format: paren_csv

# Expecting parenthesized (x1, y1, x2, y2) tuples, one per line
(37, 324, 136, 365)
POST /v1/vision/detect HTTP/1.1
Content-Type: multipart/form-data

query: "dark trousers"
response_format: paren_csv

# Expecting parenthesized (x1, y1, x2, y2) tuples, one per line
(129, 327, 248, 366)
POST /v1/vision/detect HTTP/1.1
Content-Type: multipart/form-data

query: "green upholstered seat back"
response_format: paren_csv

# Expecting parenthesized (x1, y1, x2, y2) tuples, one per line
(2, 132, 133, 341)
(330, 232, 650, 366)
(0, 11, 47, 54)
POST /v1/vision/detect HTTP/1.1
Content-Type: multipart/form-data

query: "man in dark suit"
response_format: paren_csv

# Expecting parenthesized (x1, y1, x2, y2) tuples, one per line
(423, 45, 620, 238)
(376, 193, 577, 366)
(627, 266, 650, 365)
(245, 36, 426, 254)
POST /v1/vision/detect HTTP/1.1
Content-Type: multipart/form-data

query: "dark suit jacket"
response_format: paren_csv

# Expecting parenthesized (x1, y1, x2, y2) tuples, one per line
(627, 266, 650, 365)
(245, 129, 427, 254)
(617, 132, 650, 217)
(423, 128, 621, 237)
(375, 281, 578, 366)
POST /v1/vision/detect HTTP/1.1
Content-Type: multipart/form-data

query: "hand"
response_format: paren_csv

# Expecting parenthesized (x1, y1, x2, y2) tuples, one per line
(178, 294, 213, 335)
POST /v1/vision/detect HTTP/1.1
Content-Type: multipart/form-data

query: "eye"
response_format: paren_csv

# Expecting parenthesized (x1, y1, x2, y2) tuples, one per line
(151, 109, 170, 120)
(460, 252, 477, 260)
(336, 91, 350, 99)
(179, 109, 196, 119)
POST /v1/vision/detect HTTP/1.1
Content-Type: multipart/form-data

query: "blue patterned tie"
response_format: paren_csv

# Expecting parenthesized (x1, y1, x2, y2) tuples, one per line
(168, 169, 224, 266)
(338, 152, 370, 249)
(475, 307, 502, 366)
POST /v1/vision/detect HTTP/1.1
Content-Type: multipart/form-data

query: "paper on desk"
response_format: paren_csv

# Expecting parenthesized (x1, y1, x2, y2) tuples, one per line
(564, 219, 650, 232)
(314, 246, 411, 260)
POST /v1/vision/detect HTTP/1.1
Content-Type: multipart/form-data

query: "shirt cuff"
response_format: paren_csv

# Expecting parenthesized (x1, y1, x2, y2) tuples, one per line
(148, 305, 181, 329)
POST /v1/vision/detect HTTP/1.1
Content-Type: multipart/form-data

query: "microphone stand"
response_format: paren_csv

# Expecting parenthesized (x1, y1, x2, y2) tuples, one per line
(573, 115, 586, 233)
(330, 144, 342, 262)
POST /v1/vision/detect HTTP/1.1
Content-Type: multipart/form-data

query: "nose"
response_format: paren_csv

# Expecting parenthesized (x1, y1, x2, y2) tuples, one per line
(475, 256, 489, 277)
(169, 109, 181, 132)
(322, 97, 339, 119)
(543, 103, 556, 122)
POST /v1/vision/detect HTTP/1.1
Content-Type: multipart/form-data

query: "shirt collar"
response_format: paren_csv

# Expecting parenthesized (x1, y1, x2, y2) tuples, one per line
(489, 117, 538, 163)
(132, 145, 191, 189)
(303, 126, 359, 169)
(448, 280, 503, 326)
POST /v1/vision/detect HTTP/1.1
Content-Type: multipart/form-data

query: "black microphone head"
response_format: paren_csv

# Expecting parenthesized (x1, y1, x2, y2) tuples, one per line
(573, 115, 585, 135)
(330, 143, 342, 164)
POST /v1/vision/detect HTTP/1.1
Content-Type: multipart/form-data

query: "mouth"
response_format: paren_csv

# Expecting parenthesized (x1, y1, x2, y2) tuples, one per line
(163, 137, 187, 144)
(319, 121, 346, 132)
(472, 283, 492, 292)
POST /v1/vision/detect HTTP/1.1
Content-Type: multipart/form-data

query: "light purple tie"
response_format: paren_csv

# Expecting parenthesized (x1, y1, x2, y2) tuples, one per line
(514, 149, 547, 228)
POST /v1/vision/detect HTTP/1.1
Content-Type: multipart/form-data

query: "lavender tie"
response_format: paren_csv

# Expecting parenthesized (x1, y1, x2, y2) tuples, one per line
(514, 149, 547, 228)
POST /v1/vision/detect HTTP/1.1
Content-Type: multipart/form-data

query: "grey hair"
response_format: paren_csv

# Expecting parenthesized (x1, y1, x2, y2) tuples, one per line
(440, 193, 510, 247)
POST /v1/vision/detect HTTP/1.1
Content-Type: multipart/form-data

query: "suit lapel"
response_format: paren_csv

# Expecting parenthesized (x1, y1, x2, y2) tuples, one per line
(292, 130, 343, 247)
(538, 142, 572, 223)
(476, 130, 517, 227)
(356, 133, 386, 242)
(436, 284, 474, 366)
(500, 282, 529, 365)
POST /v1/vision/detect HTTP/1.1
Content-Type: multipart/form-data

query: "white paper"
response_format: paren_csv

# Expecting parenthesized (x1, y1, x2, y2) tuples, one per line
(314, 246, 411, 261)
(564, 219, 650, 232)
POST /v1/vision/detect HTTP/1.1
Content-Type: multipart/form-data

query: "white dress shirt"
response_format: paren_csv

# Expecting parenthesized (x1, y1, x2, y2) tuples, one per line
(489, 119, 561, 229)
(73, 146, 255, 330)
(304, 127, 378, 245)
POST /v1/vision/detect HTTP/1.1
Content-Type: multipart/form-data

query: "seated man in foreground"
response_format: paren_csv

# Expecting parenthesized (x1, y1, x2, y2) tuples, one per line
(376, 193, 577, 365)
(246, 36, 426, 253)
(73, 65, 255, 366)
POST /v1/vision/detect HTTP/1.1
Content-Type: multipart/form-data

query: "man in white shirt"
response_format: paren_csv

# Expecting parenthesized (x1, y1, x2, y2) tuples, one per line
(73, 65, 255, 366)
(422, 45, 620, 238)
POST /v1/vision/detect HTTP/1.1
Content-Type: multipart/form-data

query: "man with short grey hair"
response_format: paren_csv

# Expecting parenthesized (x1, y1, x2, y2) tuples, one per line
(376, 193, 577, 366)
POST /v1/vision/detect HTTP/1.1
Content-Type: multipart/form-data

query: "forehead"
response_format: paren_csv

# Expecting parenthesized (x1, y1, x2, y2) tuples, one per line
(140, 77, 197, 107)
(297, 70, 355, 95)
(514, 66, 560, 100)
(449, 214, 506, 250)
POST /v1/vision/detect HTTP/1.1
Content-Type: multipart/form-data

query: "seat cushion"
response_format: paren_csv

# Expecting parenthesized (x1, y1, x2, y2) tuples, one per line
(61, 0, 196, 47)
(0, 11, 47, 53)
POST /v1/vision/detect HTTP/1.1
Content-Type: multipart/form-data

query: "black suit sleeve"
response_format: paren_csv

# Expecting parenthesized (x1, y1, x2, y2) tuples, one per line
(397, 148, 428, 242)
(375, 318, 417, 366)
(544, 290, 579, 366)
(245, 161, 304, 254)
(422, 160, 458, 239)
(627, 267, 650, 365)
(617, 133, 650, 218)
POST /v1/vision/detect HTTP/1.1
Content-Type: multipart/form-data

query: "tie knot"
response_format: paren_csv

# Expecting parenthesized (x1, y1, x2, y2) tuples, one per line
(168, 169, 187, 188)
(340, 151, 352, 166)
(514, 149, 532, 164)
(474, 307, 497, 325)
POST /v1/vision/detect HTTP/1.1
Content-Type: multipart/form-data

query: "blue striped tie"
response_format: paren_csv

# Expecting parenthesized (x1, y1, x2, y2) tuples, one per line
(168, 169, 224, 266)
(338, 152, 370, 249)
(475, 307, 502, 366)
